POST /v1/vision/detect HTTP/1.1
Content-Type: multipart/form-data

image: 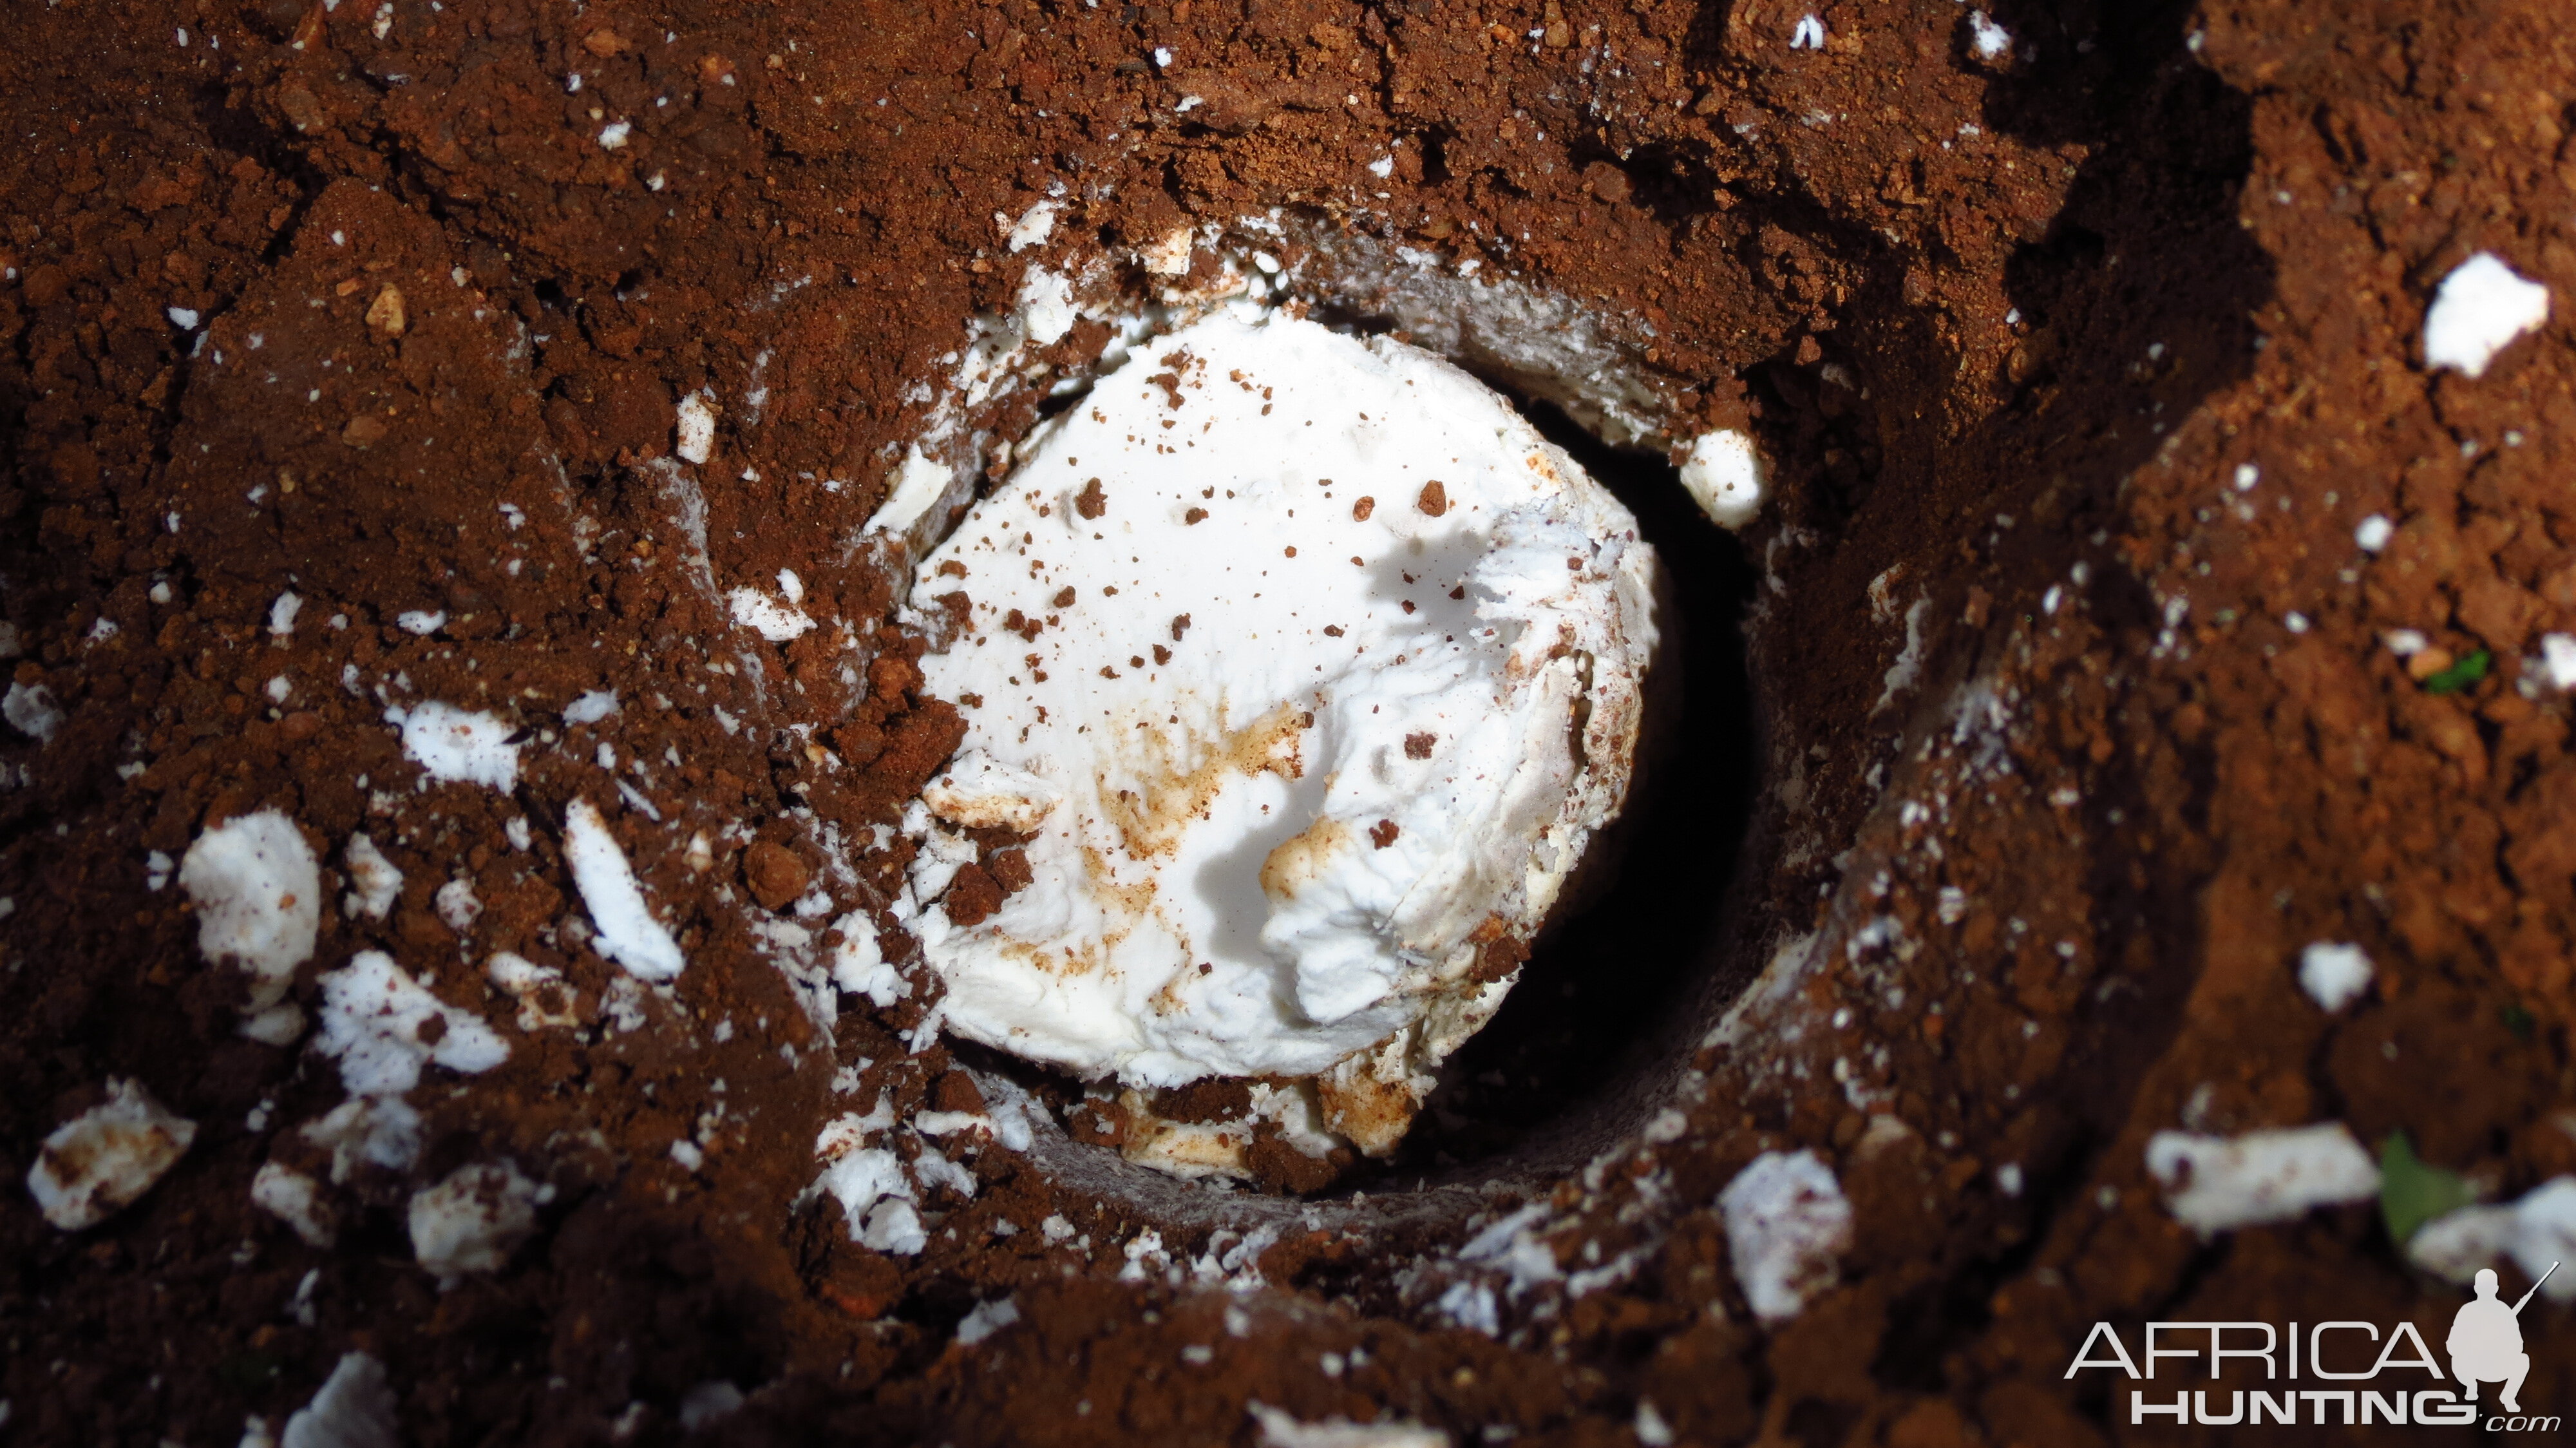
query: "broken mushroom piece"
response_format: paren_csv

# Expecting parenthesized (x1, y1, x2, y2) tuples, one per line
(28, 1079, 198, 1232)
(896, 309, 1663, 1176)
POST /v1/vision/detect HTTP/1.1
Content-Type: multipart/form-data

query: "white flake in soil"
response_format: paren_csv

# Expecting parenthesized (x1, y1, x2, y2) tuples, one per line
(1967, 10, 2011, 57)
(828, 910, 904, 1005)
(278, 1353, 397, 1448)
(857, 1199, 929, 1257)
(180, 809, 320, 1038)
(960, 1074, 1041, 1152)
(1718, 1148, 1853, 1323)
(1140, 224, 1194, 276)
(676, 1384, 746, 1432)
(396, 701, 520, 790)
(341, 833, 404, 920)
(725, 586, 814, 642)
(2297, 940, 2372, 1013)
(2410, 1177, 2576, 1301)
(299, 1096, 425, 1181)
(902, 310, 1660, 1156)
(2407, 1204, 2517, 1282)
(1874, 596, 1932, 712)
(4, 680, 65, 742)
(2541, 634, 2576, 691)
(269, 591, 304, 636)
(866, 444, 952, 538)
(408, 1160, 542, 1284)
(26, 1079, 197, 1232)
(395, 609, 447, 636)
(905, 1113, 979, 1147)
(1119, 1227, 1173, 1283)
(1248, 1402, 1450, 1448)
(1457, 1202, 1562, 1296)
(674, 390, 717, 465)
(563, 799, 687, 981)
(1001, 200, 1058, 253)
(1675, 428, 1765, 529)
(1016, 263, 1078, 348)
(1788, 14, 1826, 48)
(2354, 513, 2394, 552)
(2144, 1121, 2379, 1234)
(600, 975, 651, 1034)
(486, 952, 580, 1029)
(956, 1295, 1021, 1345)
(808, 1110, 925, 1255)
(314, 950, 509, 1096)
(434, 877, 482, 935)
(251, 1161, 337, 1248)
(2423, 251, 2550, 378)
(562, 689, 618, 725)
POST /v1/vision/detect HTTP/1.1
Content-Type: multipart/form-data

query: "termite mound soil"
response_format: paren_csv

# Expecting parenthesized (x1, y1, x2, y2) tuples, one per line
(8, 0, 2576, 1445)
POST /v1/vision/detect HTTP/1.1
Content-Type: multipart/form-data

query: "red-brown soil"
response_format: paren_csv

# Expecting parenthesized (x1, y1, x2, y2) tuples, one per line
(8, 0, 2576, 1443)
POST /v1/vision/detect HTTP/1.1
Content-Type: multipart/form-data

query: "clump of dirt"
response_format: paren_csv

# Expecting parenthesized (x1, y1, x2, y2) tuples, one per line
(8, 0, 2576, 1443)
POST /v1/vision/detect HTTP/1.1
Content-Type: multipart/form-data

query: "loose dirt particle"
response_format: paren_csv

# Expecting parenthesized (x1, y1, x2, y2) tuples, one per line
(364, 285, 406, 337)
(743, 840, 811, 911)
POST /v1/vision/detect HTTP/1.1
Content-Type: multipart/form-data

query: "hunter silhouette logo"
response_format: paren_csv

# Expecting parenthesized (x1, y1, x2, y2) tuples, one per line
(2451, 1262, 2556, 1414)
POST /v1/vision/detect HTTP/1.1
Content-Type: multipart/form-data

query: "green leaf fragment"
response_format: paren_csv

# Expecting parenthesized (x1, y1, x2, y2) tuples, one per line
(2380, 1130, 2478, 1246)
(2423, 649, 2490, 694)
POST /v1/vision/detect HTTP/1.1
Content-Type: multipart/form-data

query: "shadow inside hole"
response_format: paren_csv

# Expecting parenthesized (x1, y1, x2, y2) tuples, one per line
(1338, 397, 1762, 1188)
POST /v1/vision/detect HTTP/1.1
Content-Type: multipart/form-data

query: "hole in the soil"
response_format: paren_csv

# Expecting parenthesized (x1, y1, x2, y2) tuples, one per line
(943, 371, 1761, 1202)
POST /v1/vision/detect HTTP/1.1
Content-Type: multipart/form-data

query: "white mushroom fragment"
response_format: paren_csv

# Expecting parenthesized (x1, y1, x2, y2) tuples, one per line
(900, 309, 1663, 1168)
